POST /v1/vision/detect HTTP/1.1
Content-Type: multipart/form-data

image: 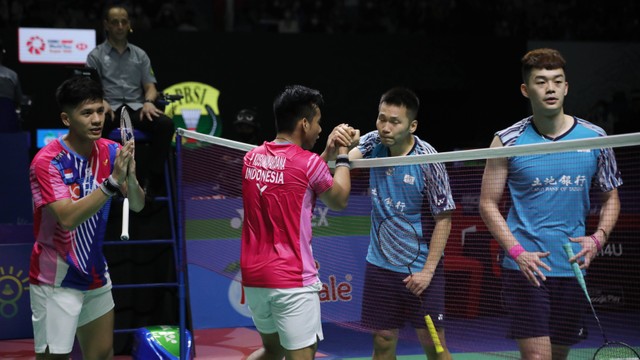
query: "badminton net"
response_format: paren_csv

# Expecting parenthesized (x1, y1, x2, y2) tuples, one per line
(176, 129, 640, 358)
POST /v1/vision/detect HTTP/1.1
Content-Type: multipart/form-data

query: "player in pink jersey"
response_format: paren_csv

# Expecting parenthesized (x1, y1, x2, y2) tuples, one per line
(241, 85, 358, 360)
(29, 76, 145, 359)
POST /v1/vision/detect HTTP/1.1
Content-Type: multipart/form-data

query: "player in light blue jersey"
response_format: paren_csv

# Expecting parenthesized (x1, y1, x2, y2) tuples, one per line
(350, 88, 455, 360)
(480, 48, 622, 360)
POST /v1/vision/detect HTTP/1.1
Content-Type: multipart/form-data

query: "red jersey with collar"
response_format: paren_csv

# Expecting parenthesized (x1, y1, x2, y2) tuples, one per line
(29, 137, 119, 290)
(241, 142, 333, 288)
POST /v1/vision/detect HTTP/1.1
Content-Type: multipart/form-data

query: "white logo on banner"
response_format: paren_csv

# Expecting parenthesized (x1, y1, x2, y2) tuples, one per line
(18, 27, 95, 64)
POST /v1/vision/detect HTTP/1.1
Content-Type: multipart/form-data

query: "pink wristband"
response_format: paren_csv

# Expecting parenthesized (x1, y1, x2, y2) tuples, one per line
(508, 244, 525, 260)
(590, 235, 603, 251)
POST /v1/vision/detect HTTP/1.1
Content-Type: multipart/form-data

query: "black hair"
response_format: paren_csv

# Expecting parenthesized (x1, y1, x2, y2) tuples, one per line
(379, 87, 420, 120)
(273, 85, 324, 133)
(55, 76, 104, 112)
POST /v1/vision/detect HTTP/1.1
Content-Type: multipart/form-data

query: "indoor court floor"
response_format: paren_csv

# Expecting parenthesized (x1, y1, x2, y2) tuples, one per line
(2, 313, 638, 359)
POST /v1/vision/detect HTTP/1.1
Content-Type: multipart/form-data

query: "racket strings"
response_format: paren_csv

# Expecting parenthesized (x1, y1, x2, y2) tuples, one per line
(120, 107, 135, 144)
(377, 220, 420, 268)
(594, 341, 640, 359)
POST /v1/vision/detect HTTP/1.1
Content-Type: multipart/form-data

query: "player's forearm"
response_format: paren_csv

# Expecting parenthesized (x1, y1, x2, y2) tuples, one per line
(422, 214, 451, 274)
(52, 190, 111, 230)
(327, 166, 351, 210)
(595, 189, 620, 246)
(479, 200, 519, 251)
(126, 178, 146, 212)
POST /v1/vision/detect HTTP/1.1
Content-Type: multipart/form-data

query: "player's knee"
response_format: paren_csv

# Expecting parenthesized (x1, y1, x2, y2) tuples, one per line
(373, 330, 397, 350)
(520, 350, 552, 360)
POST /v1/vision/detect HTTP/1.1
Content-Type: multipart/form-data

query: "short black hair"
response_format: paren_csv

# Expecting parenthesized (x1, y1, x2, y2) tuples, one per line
(56, 76, 104, 112)
(379, 87, 420, 121)
(273, 85, 324, 133)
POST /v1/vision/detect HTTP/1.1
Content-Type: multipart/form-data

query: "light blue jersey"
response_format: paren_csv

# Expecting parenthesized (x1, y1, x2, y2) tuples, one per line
(498, 116, 622, 276)
(358, 131, 455, 274)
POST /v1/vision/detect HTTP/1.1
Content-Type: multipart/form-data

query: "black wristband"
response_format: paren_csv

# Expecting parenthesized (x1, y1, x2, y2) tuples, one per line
(103, 175, 121, 195)
(144, 99, 154, 103)
(99, 183, 115, 197)
(335, 157, 350, 165)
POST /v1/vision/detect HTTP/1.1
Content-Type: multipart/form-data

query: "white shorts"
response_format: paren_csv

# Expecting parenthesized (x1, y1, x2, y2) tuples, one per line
(244, 281, 323, 350)
(30, 284, 114, 354)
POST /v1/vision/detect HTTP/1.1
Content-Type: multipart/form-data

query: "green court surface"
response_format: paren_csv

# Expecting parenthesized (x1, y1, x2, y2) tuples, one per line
(342, 346, 640, 359)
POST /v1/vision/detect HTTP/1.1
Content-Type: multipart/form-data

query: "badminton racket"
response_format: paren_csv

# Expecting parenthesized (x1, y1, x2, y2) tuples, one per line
(377, 215, 444, 354)
(562, 243, 639, 359)
(119, 107, 134, 241)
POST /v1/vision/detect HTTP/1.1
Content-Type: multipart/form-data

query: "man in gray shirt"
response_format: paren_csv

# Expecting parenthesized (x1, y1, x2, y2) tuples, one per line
(87, 5, 174, 197)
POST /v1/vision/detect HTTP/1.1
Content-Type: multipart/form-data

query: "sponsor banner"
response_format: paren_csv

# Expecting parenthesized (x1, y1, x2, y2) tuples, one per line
(18, 27, 95, 64)
(187, 263, 253, 329)
(0, 243, 32, 339)
(186, 235, 369, 329)
(184, 196, 373, 327)
(185, 196, 372, 221)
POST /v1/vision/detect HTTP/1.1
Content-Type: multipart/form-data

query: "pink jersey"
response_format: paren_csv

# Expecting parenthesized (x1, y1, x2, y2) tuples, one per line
(241, 142, 333, 288)
(29, 137, 119, 290)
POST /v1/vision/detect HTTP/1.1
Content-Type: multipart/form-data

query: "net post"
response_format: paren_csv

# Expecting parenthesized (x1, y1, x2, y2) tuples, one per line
(175, 130, 189, 360)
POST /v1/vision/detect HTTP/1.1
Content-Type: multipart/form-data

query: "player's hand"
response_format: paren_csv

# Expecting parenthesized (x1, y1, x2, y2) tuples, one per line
(403, 270, 433, 296)
(140, 102, 164, 122)
(515, 250, 551, 287)
(335, 125, 358, 148)
(323, 124, 356, 160)
(112, 141, 134, 186)
(126, 144, 137, 178)
(568, 235, 599, 269)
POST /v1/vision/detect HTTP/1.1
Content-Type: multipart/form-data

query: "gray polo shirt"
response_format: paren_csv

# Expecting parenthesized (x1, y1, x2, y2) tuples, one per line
(86, 41, 157, 110)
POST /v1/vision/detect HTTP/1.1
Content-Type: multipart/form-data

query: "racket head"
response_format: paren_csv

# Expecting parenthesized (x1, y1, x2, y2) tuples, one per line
(120, 107, 134, 145)
(377, 215, 420, 269)
(593, 341, 640, 359)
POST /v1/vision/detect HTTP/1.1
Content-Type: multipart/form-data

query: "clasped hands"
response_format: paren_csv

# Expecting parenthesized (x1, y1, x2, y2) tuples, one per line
(325, 123, 360, 159)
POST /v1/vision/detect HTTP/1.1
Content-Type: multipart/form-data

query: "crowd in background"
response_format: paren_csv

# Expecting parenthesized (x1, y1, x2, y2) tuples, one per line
(1, 0, 639, 136)
(0, 0, 639, 40)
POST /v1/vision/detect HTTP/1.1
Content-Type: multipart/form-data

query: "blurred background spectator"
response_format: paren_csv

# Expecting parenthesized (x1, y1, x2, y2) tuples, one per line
(231, 107, 262, 145)
(0, 37, 22, 132)
(0, 0, 638, 40)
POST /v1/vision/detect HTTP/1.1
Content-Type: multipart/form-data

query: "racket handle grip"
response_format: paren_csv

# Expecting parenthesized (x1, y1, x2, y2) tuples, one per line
(562, 243, 588, 298)
(425, 315, 444, 354)
(120, 198, 130, 241)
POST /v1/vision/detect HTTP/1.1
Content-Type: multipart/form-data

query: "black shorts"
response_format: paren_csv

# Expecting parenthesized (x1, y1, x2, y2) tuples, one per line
(361, 260, 445, 330)
(502, 269, 588, 345)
